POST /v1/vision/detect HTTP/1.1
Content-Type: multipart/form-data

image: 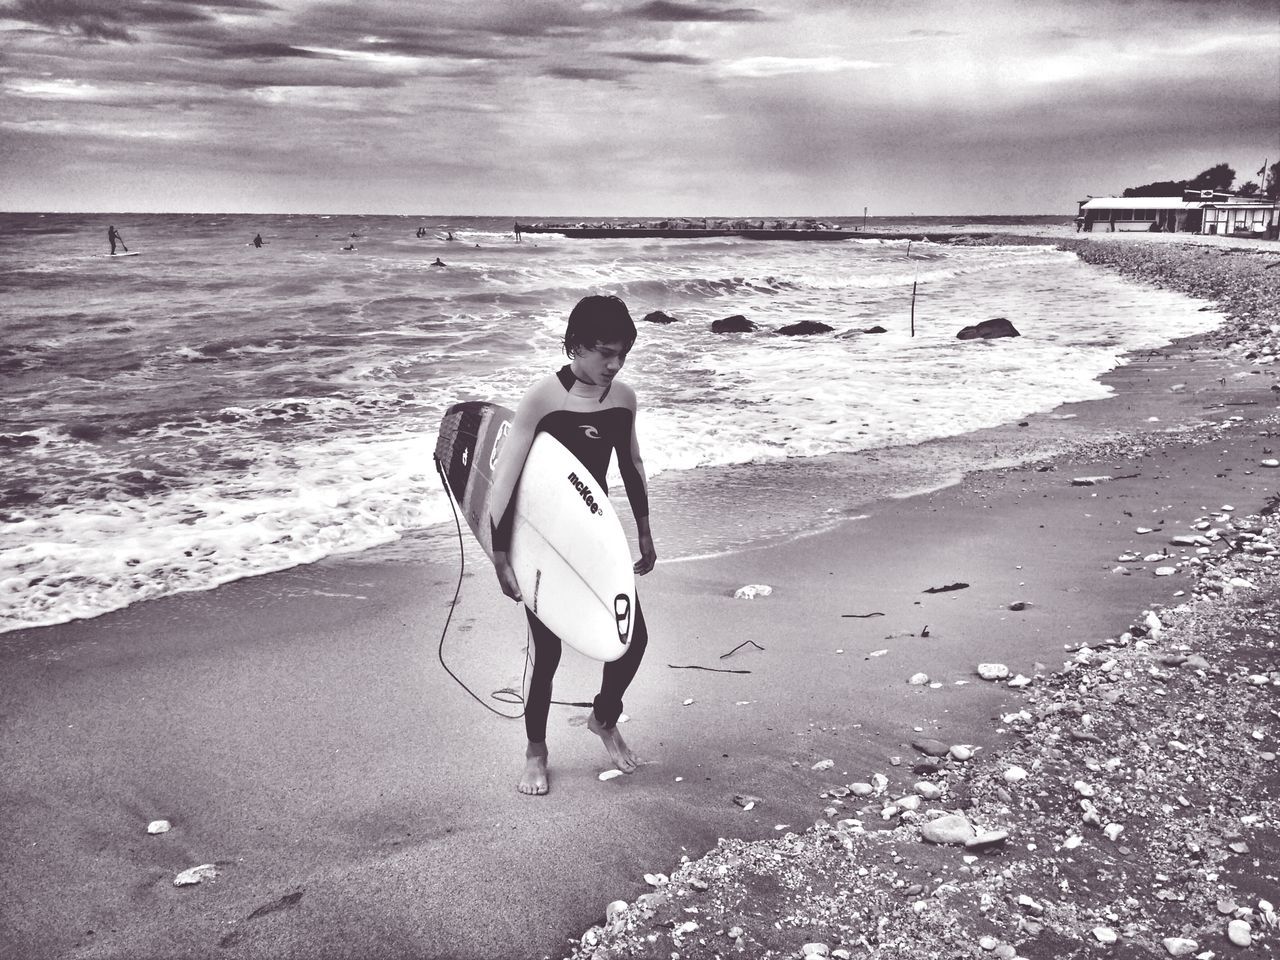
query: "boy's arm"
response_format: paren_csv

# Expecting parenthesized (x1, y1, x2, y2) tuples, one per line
(617, 391, 656, 575)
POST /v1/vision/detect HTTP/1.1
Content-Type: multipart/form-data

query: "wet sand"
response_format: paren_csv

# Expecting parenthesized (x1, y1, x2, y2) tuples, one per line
(1, 237, 1278, 960)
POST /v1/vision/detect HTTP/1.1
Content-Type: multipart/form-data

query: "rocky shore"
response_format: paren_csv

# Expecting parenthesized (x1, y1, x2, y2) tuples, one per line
(562, 240, 1280, 960)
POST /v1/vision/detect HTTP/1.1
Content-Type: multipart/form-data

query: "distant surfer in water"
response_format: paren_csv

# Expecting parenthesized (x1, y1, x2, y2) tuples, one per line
(107, 225, 126, 255)
(253, 233, 263, 248)
(488, 295, 657, 796)
(431, 257, 446, 267)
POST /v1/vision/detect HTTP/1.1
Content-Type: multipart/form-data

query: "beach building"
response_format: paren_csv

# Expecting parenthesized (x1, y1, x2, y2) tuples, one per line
(1077, 190, 1279, 238)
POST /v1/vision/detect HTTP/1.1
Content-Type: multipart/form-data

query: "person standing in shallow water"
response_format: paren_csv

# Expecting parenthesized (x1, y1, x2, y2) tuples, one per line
(486, 295, 658, 796)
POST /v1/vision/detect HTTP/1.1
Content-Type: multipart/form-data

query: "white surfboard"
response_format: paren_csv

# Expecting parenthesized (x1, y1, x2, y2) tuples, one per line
(507, 433, 636, 662)
(108, 252, 140, 258)
(434, 402, 636, 663)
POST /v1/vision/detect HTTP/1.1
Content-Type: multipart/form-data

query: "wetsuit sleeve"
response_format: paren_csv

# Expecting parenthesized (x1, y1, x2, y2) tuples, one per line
(616, 387, 650, 521)
(488, 377, 559, 552)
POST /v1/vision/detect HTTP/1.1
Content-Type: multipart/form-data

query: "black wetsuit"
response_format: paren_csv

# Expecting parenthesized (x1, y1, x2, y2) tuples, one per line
(489, 365, 650, 743)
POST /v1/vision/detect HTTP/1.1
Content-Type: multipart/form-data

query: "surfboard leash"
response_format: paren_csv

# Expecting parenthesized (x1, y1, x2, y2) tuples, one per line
(434, 455, 528, 719)
(432, 457, 592, 717)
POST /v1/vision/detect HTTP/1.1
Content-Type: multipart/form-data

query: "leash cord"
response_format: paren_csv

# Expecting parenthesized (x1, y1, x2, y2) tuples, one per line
(433, 456, 592, 716)
(435, 457, 528, 719)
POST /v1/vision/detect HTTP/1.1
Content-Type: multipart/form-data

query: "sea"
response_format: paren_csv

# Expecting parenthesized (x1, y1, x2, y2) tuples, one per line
(0, 213, 1226, 634)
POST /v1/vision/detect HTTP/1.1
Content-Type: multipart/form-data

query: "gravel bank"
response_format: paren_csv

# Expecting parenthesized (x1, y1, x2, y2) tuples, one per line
(561, 242, 1280, 960)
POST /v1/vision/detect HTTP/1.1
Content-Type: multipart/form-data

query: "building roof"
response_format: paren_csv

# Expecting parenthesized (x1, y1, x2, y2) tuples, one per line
(1081, 197, 1202, 210)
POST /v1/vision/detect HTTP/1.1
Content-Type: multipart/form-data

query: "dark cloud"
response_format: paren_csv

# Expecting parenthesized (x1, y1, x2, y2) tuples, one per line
(610, 50, 710, 64)
(347, 34, 522, 62)
(543, 64, 630, 82)
(630, 1, 766, 22)
(4, 0, 276, 41)
(218, 42, 338, 60)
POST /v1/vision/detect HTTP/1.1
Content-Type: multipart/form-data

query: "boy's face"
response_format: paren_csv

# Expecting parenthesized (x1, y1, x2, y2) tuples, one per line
(572, 339, 630, 387)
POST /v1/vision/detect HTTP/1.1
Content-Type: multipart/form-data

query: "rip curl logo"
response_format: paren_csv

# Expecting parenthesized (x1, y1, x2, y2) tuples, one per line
(567, 471, 602, 516)
(579, 425, 601, 440)
(489, 420, 511, 472)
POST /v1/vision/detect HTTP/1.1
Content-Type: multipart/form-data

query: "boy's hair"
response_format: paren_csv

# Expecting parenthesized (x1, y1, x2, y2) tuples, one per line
(563, 295, 637, 357)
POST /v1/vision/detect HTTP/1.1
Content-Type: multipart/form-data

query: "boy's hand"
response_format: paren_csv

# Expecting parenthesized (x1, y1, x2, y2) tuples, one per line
(634, 533, 657, 576)
(493, 552, 523, 602)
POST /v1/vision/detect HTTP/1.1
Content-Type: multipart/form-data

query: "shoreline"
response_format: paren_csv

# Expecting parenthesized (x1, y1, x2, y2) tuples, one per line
(1, 238, 1278, 960)
(556, 242, 1280, 957)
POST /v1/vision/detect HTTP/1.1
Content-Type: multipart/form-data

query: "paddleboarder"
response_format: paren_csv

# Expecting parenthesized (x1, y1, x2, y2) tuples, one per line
(107, 225, 126, 255)
(487, 295, 657, 796)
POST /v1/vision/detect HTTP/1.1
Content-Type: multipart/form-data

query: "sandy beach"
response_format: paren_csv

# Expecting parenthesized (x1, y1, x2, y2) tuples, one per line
(2, 235, 1278, 960)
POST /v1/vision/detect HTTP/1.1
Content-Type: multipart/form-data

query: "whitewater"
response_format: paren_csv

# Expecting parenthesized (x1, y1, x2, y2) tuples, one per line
(0, 213, 1223, 632)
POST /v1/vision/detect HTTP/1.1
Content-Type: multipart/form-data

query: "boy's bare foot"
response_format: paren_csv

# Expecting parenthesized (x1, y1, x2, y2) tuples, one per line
(518, 742, 549, 795)
(587, 714, 639, 773)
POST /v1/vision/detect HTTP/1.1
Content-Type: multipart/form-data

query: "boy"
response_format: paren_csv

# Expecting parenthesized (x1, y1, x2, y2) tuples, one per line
(487, 295, 657, 795)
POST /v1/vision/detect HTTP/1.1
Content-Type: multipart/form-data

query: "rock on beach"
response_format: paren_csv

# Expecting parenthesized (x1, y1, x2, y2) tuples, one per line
(955, 317, 1020, 340)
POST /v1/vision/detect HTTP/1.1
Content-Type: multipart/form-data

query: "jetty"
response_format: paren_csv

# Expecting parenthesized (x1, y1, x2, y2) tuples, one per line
(515, 221, 997, 243)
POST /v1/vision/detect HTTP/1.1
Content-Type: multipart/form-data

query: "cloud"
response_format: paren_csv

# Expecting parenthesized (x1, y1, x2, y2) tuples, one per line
(610, 50, 710, 64)
(720, 55, 886, 78)
(218, 42, 338, 60)
(543, 64, 630, 82)
(906, 28, 961, 38)
(4, 0, 276, 42)
(630, 1, 766, 22)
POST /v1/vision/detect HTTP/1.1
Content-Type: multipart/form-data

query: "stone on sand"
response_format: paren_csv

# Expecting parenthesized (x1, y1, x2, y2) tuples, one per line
(977, 663, 1009, 680)
(173, 864, 217, 887)
(1227, 919, 1252, 947)
(920, 813, 976, 845)
(911, 737, 950, 757)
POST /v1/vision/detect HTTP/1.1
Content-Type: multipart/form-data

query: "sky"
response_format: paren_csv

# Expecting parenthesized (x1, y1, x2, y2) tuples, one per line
(1, 0, 1277, 215)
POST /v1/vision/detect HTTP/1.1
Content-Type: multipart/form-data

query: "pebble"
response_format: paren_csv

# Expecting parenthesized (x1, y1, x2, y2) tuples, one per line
(1007, 674, 1032, 688)
(733, 584, 773, 599)
(920, 813, 976, 845)
(1261, 458, 1279, 467)
(173, 864, 217, 887)
(1003, 766, 1028, 783)
(1161, 937, 1198, 956)
(812, 759, 834, 772)
(1093, 927, 1118, 944)
(1227, 919, 1252, 946)
(908, 672, 930, 685)
(727, 925, 744, 939)
(598, 769, 623, 781)
(1104, 823, 1125, 841)
(912, 737, 951, 758)
(147, 819, 171, 835)
(801, 944, 830, 958)
(849, 782, 874, 796)
(1155, 566, 1178, 576)
(913, 781, 943, 800)
(994, 946, 1016, 960)
(979, 935, 999, 951)
(965, 830, 1009, 850)
(949, 744, 975, 761)
(606, 900, 629, 923)
(897, 794, 922, 811)
(977, 663, 1009, 680)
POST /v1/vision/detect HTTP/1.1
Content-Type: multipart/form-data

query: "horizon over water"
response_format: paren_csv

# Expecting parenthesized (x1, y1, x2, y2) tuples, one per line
(0, 212, 1225, 634)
